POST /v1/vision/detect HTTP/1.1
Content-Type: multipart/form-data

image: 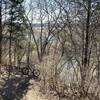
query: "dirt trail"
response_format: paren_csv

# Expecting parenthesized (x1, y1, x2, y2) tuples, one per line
(23, 80, 47, 100)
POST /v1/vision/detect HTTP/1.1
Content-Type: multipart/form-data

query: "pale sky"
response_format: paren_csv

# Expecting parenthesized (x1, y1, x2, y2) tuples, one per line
(24, 0, 60, 24)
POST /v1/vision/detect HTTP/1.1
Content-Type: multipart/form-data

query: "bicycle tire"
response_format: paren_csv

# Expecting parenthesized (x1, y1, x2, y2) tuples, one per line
(21, 67, 29, 75)
(33, 69, 40, 77)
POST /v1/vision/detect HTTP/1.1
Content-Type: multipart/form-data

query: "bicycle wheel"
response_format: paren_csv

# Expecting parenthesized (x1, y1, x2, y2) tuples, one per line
(21, 67, 29, 75)
(33, 69, 40, 77)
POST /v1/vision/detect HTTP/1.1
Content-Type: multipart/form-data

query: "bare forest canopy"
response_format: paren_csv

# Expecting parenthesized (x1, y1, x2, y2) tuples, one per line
(0, 0, 100, 100)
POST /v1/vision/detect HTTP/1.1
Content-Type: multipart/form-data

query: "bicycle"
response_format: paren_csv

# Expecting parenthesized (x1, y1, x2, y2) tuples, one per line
(19, 63, 40, 79)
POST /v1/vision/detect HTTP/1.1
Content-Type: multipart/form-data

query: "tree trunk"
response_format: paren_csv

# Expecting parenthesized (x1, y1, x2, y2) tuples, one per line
(81, 0, 91, 92)
(0, 0, 2, 64)
(8, 5, 13, 77)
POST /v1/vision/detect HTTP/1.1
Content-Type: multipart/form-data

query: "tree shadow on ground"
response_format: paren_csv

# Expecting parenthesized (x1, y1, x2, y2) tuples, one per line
(0, 76, 31, 100)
